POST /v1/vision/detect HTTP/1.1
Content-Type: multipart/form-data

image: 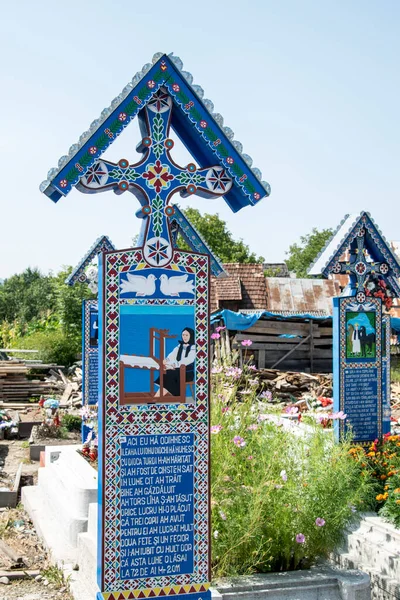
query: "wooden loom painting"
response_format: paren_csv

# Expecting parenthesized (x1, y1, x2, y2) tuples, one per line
(119, 306, 196, 405)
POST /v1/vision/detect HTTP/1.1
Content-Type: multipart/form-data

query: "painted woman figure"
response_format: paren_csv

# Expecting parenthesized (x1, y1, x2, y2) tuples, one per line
(352, 323, 361, 355)
(154, 327, 195, 398)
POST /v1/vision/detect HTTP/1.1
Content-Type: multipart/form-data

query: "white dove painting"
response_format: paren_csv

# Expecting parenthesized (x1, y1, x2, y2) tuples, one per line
(159, 273, 195, 297)
(120, 273, 156, 297)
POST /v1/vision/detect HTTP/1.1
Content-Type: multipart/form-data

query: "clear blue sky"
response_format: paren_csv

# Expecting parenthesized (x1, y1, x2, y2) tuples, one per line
(0, 0, 399, 278)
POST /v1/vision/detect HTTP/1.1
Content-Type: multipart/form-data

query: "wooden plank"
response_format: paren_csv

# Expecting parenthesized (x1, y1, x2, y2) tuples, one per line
(0, 540, 24, 566)
(309, 319, 314, 374)
(258, 349, 266, 369)
(271, 335, 311, 369)
(246, 320, 321, 337)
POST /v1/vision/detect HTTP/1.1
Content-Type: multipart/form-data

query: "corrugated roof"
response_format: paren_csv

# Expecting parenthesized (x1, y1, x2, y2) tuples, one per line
(265, 277, 340, 315)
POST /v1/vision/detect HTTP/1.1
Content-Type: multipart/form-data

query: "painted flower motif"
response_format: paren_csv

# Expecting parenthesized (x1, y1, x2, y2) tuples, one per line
(211, 425, 222, 434)
(143, 159, 174, 193)
(118, 112, 127, 122)
(253, 192, 261, 200)
(233, 436, 246, 448)
(227, 157, 234, 165)
(172, 83, 180, 92)
(241, 339, 252, 347)
(59, 179, 68, 188)
(89, 146, 98, 155)
(147, 79, 156, 89)
(280, 469, 288, 482)
(200, 120, 207, 128)
(315, 518, 326, 527)
(296, 533, 305, 544)
(211, 333, 221, 340)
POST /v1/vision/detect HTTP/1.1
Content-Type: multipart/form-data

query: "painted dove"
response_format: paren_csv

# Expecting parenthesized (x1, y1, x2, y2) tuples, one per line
(120, 273, 156, 296)
(159, 273, 195, 297)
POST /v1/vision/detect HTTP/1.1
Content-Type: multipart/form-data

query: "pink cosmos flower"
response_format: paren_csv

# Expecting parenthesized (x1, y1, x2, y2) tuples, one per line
(211, 333, 220, 340)
(233, 436, 246, 448)
(219, 510, 227, 521)
(248, 365, 257, 371)
(296, 533, 305, 544)
(241, 339, 253, 347)
(285, 406, 299, 415)
(211, 366, 224, 374)
(258, 414, 269, 422)
(249, 379, 259, 386)
(260, 390, 272, 401)
(216, 326, 226, 333)
(221, 406, 230, 414)
(315, 518, 326, 527)
(248, 424, 258, 431)
(247, 455, 254, 460)
(211, 425, 222, 434)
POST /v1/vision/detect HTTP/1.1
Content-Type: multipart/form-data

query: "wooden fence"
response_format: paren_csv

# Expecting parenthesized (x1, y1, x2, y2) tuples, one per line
(225, 317, 333, 374)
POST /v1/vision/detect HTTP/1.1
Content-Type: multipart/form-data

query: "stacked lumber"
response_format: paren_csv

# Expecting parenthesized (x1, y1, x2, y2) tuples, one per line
(257, 369, 333, 400)
(0, 361, 63, 402)
(46, 365, 83, 406)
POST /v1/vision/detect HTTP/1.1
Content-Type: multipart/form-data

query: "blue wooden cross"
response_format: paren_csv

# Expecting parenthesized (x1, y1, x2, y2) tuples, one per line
(328, 227, 390, 302)
(77, 88, 233, 267)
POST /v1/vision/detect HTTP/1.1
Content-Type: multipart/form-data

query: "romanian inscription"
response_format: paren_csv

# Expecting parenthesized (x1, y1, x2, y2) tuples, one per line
(119, 433, 194, 580)
(344, 367, 378, 441)
(88, 352, 98, 405)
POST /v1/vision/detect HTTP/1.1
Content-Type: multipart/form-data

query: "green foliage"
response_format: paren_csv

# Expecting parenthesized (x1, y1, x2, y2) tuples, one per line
(179, 208, 264, 264)
(285, 228, 333, 278)
(0, 266, 93, 366)
(210, 367, 373, 576)
(14, 330, 80, 367)
(61, 413, 82, 432)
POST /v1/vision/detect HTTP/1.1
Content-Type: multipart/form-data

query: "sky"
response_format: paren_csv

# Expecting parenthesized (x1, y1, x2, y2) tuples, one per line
(0, 0, 399, 278)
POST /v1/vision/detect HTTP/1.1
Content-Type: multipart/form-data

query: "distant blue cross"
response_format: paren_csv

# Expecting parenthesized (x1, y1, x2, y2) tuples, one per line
(329, 227, 389, 302)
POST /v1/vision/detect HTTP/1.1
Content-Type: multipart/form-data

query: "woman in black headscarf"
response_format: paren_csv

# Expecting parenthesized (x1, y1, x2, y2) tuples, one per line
(154, 327, 195, 397)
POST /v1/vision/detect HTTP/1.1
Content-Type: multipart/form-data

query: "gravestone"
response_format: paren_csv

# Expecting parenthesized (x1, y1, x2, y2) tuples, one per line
(382, 314, 391, 435)
(309, 212, 400, 444)
(40, 53, 270, 600)
(66, 236, 116, 442)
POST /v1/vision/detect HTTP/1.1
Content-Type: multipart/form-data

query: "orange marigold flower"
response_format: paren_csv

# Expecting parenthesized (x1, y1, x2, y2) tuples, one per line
(380, 475, 387, 480)
(384, 485, 389, 490)
(394, 488, 400, 494)
(396, 500, 400, 505)
(376, 494, 384, 501)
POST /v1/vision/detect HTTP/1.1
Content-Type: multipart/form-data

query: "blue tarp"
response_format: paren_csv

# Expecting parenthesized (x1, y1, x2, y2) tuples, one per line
(212, 308, 400, 336)
(211, 309, 330, 331)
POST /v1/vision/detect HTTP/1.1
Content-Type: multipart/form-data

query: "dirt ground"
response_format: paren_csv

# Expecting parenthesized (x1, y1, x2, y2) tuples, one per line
(0, 507, 72, 600)
(0, 577, 72, 599)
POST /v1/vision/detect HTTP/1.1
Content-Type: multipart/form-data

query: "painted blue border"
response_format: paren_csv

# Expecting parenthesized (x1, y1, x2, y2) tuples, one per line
(40, 54, 270, 212)
(97, 252, 104, 589)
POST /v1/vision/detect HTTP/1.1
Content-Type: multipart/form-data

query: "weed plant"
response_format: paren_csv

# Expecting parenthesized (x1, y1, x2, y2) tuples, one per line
(210, 362, 374, 577)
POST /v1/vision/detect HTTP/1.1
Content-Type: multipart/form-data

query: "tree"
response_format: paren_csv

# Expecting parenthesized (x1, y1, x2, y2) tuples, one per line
(285, 228, 333, 278)
(178, 208, 264, 263)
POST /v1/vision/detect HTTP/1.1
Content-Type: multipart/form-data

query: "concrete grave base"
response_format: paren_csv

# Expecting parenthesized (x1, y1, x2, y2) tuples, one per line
(333, 513, 400, 600)
(214, 567, 371, 600)
(22, 444, 97, 563)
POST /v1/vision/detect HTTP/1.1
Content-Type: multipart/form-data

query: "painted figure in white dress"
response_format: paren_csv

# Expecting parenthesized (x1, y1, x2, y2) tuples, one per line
(352, 323, 361, 355)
